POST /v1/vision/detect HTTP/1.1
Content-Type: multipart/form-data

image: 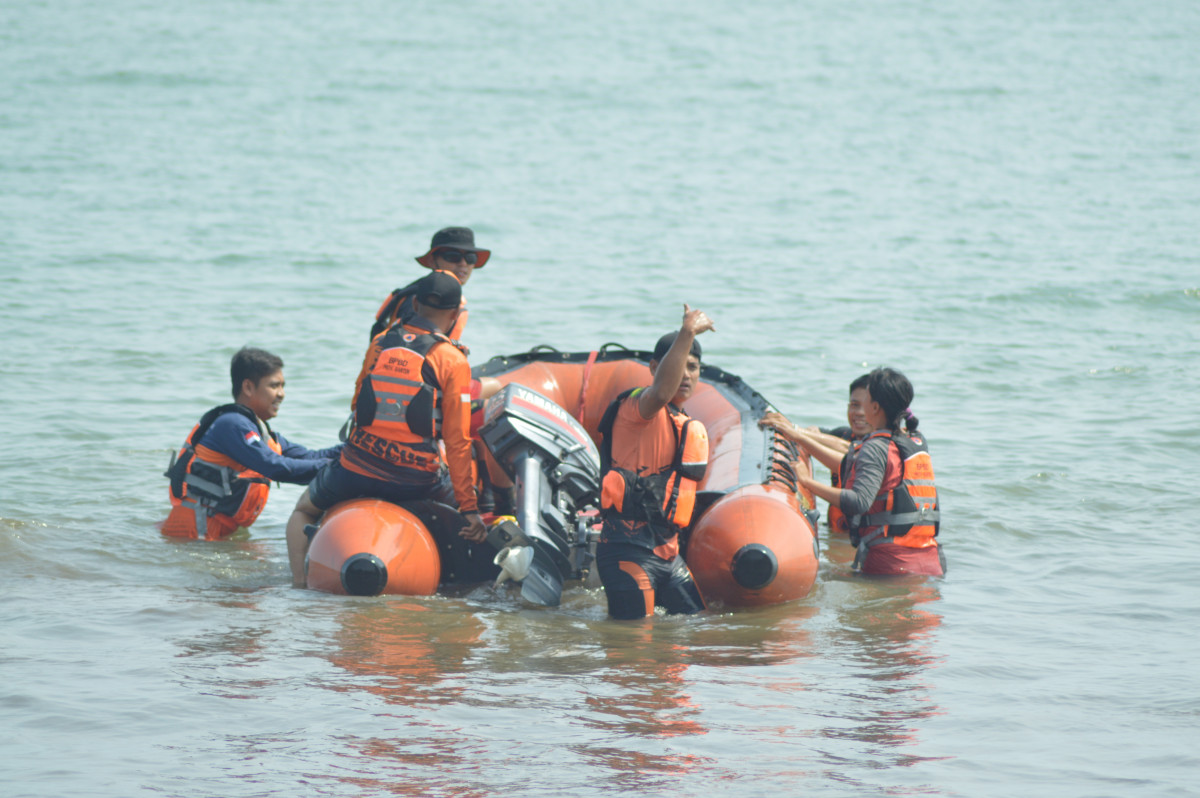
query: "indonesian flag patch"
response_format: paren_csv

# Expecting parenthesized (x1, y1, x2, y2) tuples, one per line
(244, 430, 262, 445)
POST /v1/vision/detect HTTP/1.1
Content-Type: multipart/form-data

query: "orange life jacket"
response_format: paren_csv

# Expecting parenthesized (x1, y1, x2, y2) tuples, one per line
(828, 457, 849, 534)
(347, 326, 457, 474)
(598, 388, 709, 530)
(162, 404, 281, 541)
(846, 430, 940, 565)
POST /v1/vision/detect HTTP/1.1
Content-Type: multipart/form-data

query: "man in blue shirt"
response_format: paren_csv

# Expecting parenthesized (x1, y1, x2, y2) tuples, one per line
(162, 347, 341, 540)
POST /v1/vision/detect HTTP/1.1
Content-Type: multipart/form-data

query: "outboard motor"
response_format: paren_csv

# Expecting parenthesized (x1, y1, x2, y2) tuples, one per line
(478, 384, 601, 606)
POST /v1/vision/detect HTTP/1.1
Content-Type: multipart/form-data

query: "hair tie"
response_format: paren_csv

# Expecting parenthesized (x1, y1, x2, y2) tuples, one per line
(902, 408, 914, 420)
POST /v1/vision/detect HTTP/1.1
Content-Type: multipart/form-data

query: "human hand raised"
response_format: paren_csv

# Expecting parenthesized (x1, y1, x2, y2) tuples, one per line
(680, 303, 715, 337)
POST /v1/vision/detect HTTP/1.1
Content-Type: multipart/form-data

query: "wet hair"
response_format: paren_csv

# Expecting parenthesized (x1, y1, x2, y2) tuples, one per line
(231, 346, 284, 399)
(866, 367, 915, 434)
(651, 332, 702, 364)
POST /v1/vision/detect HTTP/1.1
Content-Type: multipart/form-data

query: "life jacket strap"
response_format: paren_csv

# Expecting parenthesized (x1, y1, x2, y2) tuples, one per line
(601, 468, 669, 524)
(862, 506, 940, 528)
(188, 463, 233, 499)
(192, 499, 210, 538)
(182, 462, 269, 502)
(852, 528, 887, 571)
(371, 390, 443, 422)
(371, 374, 426, 390)
(165, 448, 190, 499)
(371, 288, 409, 340)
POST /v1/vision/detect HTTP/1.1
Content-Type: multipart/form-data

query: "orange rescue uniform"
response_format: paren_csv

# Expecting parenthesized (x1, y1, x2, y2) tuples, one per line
(599, 389, 709, 560)
(342, 319, 477, 514)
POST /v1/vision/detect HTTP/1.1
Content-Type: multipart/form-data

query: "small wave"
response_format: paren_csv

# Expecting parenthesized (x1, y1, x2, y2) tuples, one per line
(983, 286, 1106, 310)
(82, 71, 220, 89)
(1087, 365, 1148, 377)
(0, 516, 50, 548)
(1128, 287, 1200, 313)
(932, 85, 1010, 98)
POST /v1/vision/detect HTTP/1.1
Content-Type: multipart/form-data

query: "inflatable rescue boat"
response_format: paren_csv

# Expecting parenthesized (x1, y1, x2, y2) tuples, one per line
(304, 345, 821, 609)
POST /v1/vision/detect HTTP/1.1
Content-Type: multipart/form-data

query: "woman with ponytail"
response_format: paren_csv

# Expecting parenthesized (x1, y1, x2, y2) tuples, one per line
(760, 367, 943, 576)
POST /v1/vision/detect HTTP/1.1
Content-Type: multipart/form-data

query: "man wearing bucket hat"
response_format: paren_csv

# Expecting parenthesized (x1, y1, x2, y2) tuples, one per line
(366, 226, 506, 511)
(287, 270, 487, 587)
(369, 227, 491, 341)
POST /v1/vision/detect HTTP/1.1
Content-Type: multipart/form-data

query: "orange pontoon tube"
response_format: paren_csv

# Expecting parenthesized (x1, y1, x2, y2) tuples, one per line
(305, 498, 501, 596)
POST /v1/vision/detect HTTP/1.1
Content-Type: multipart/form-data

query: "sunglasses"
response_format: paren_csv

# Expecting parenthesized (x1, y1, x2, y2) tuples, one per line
(435, 249, 478, 265)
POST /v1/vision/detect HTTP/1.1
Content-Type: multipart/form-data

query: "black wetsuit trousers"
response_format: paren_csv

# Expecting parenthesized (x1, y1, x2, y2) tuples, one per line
(596, 541, 705, 620)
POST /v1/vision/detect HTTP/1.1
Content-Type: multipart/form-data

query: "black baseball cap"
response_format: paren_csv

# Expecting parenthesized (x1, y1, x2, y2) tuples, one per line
(415, 270, 462, 310)
(652, 332, 702, 363)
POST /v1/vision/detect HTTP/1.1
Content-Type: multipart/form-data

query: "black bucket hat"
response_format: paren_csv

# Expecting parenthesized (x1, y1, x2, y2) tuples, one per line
(415, 226, 491, 269)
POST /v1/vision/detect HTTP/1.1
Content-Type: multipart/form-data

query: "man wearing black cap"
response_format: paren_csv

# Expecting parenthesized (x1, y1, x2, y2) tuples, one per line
(595, 304, 716, 619)
(369, 226, 491, 341)
(285, 270, 486, 587)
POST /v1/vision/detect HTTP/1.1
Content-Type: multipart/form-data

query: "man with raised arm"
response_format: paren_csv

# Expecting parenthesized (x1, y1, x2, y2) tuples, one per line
(595, 304, 716, 619)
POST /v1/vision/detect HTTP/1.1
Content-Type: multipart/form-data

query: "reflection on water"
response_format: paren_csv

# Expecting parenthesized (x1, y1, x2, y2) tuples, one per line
(277, 583, 947, 796)
(820, 574, 948, 776)
(341, 737, 494, 798)
(578, 623, 710, 784)
(327, 600, 504, 797)
(330, 601, 486, 702)
(156, 557, 948, 797)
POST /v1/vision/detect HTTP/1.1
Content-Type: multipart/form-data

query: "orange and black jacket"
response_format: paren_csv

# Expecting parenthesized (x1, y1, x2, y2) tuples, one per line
(342, 318, 477, 513)
(164, 404, 338, 538)
(598, 388, 709, 536)
(840, 430, 939, 548)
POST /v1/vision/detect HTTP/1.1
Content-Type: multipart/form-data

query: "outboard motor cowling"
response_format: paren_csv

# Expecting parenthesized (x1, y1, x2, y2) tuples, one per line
(478, 384, 601, 606)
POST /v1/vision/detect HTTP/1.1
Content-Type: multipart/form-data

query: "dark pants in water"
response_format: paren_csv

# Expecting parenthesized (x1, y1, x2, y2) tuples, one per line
(596, 541, 705, 620)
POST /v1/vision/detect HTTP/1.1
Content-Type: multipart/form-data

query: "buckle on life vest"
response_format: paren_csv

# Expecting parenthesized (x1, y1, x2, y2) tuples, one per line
(184, 462, 235, 501)
(878, 506, 940, 527)
(851, 528, 886, 572)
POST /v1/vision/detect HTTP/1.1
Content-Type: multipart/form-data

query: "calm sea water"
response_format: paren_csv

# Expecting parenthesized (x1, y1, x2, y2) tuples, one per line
(2, 0, 1198, 796)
